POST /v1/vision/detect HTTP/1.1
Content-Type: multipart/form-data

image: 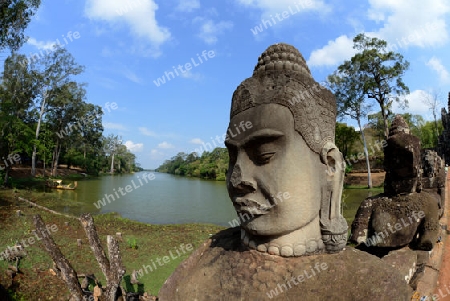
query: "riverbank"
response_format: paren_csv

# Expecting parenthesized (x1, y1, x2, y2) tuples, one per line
(8, 165, 85, 179)
(156, 170, 386, 187)
(0, 189, 224, 300)
(0, 175, 382, 300)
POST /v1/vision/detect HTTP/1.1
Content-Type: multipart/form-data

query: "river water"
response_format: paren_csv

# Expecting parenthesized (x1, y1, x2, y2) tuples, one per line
(47, 171, 379, 227)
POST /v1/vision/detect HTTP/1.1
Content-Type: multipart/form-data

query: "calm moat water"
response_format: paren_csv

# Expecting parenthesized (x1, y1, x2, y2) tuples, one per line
(40, 172, 379, 227)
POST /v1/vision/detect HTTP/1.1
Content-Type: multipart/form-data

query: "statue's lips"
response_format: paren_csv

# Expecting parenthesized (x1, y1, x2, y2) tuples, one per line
(233, 197, 271, 216)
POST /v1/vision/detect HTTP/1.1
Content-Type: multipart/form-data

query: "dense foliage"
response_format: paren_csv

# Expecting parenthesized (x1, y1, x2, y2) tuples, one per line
(335, 123, 360, 159)
(335, 114, 443, 176)
(331, 33, 410, 140)
(0, 50, 140, 185)
(0, 0, 41, 51)
(367, 112, 443, 149)
(156, 148, 229, 180)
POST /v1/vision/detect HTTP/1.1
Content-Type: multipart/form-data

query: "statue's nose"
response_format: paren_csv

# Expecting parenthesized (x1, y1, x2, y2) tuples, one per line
(229, 164, 256, 194)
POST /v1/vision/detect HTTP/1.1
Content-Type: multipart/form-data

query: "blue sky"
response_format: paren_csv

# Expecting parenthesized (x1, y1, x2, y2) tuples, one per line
(6, 0, 450, 169)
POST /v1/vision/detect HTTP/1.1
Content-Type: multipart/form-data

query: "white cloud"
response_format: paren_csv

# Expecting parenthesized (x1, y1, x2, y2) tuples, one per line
(236, 0, 331, 15)
(123, 68, 143, 84)
(196, 19, 233, 45)
(307, 35, 355, 67)
(158, 141, 174, 149)
(176, 0, 200, 12)
(308, 0, 450, 68)
(426, 57, 450, 85)
(367, 0, 450, 48)
(393, 89, 431, 117)
(180, 70, 202, 81)
(84, 0, 170, 49)
(190, 138, 204, 145)
(103, 122, 127, 130)
(125, 140, 144, 152)
(139, 127, 158, 137)
(27, 37, 58, 51)
(150, 149, 166, 160)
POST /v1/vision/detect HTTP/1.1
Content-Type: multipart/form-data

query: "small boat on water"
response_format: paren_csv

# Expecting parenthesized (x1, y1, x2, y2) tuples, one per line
(46, 179, 78, 190)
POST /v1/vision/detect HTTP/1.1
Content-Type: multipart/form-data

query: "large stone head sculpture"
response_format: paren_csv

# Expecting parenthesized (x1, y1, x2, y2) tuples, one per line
(225, 43, 348, 257)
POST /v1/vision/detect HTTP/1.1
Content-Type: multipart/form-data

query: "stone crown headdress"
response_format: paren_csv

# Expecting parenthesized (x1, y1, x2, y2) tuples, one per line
(230, 43, 337, 153)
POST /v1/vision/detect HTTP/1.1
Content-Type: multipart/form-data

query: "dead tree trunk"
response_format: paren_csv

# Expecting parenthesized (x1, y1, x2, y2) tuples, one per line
(105, 235, 125, 301)
(80, 214, 111, 278)
(35, 213, 125, 301)
(80, 213, 125, 301)
(19, 197, 77, 219)
(33, 215, 84, 301)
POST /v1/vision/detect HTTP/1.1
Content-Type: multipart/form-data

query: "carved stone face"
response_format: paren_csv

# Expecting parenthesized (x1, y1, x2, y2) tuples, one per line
(225, 103, 323, 236)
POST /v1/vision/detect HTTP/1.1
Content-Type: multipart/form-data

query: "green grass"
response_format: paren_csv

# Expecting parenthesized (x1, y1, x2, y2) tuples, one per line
(0, 183, 384, 299)
(0, 189, 224, 299)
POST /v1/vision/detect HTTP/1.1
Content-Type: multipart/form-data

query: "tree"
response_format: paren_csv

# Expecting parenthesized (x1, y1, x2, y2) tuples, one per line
(328, 66, 374, 188)
(399, 113, 442, 149)
(75, 103, 103, 173)
(103, 134, 122, 174)
(45, 81, 86, 176)
(418, 120, 443, 149)
(399, 113, 425, 136)
(0, 0, 41, 51)
(31, 46, 84, 176)
(0, 53, 37, 184)
(367, 111, 387, 141)
(335, 123, 360, 159)
(347, 33, 410, 139)
(156, 148, 229, 180)
(422, 89, 443, 145)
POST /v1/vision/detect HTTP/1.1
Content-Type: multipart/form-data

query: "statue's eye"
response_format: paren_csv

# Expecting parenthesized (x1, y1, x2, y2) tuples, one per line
(256, 152, 275, 164)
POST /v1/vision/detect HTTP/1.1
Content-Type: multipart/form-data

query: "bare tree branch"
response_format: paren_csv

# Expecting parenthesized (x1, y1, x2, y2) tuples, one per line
(33, 214, 84, 300)
(80, 213, 110, 278)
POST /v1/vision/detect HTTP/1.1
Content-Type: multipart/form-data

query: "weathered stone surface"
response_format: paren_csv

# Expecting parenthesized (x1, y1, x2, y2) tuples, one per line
(351, 115, 441, 251)
(159, 228, 413, 301)
(161, 43, 415, 300)
(421, 150, 446, 191)
(384, 115, 421, 195)
(421, 149, 446, 217)
(381, 247, 417, 283)
(350, 191, 439, 250)
(225, 42, 347, 256)
(437, 92, 450, 162)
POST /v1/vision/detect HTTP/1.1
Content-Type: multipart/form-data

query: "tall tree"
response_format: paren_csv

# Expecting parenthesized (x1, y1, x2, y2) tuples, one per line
(328, 67, 374, 188)
(421, 89, 442, 145)
(31, 46, 84, 176)
(76, 103, 104, 173)
(367, 111, 387, 141)
(0, 53, 37, 184)
(103, 134, 122, 174)
(345, 33, 410, 139)
(0, 0, 41, 51)
(45, 81, 86, 176)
